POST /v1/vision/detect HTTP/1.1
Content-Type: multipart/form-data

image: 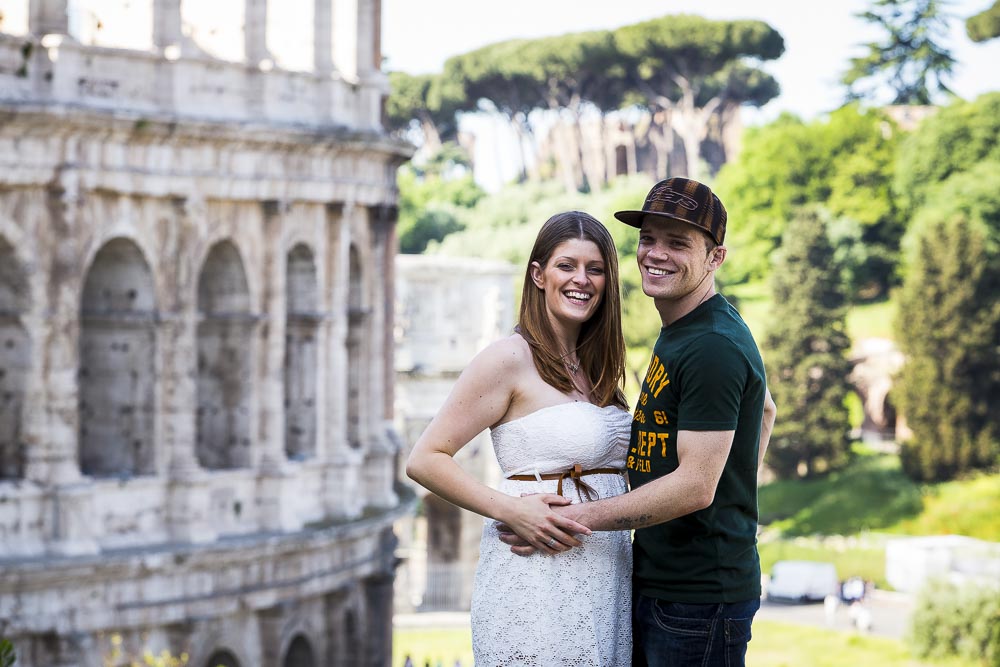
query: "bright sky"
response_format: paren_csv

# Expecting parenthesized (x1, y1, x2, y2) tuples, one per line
(382, 0, 1000, 122)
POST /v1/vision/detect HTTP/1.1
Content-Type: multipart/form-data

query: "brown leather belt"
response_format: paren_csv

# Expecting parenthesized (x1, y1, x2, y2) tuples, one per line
(507, 464, 624, 501)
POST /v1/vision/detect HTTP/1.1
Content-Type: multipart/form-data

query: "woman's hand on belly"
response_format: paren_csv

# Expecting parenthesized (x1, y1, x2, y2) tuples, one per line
(495, 492, 592, 556)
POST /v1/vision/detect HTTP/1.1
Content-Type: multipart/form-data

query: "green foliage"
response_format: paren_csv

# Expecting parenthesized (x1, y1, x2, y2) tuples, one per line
(903, 159, 1000, 259)
(715, 105, 901, 296)
(102, 633, 189, 667)
(613, 14, 783, 178)
(385, 71, 464, 146)
(894, 214, 1000, 482)
(442, 40, 538, 120)
(396, 154, 485, 254)
(894, 93, 1000, 214)
(841, 0, 956, 105)
(893, 472, 1000, 541)
(399, 205, 465, 255)
(910, 579, 1000, 666)
(764, 208, 854, 479)
(613, 14, 785, 88)
(0, 639, 15, 667)
(967, 0, 1000, 42)
(759, 452, 923, 535)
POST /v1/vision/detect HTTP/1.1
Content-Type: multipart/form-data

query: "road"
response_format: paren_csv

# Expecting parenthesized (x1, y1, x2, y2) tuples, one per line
(757, 590, 915, 640)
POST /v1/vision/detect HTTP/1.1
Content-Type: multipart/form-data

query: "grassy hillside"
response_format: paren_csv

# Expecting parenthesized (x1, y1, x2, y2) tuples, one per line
(757, 451, 1000, 587)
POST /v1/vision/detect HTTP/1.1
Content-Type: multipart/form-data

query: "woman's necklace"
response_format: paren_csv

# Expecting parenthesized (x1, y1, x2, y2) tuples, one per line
(564, 356, 581, 374)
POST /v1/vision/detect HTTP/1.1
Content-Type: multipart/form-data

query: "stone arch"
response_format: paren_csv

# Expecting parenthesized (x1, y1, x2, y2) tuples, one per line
(281, 634, 315, 667)
(346, 244, 366, 449)
(196, 240, 254, 470)
(0, 235, 30, 480)
(284, 243, 319, 460)
(78, 237, 157, 478)
(203, 649, 241, 667)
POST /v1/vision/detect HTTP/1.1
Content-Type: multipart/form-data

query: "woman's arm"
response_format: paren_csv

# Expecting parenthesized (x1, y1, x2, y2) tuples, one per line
(405, 338, 590, 555)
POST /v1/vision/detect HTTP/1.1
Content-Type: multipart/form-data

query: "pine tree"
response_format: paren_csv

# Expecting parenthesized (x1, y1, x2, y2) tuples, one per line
(842, 0, 956, 105)
(894, 215, 1000, 481)
(764, 208, 854, 479)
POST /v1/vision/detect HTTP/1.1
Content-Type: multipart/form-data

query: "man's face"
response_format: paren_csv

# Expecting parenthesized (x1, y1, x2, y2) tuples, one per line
(636, 217, 719, 304)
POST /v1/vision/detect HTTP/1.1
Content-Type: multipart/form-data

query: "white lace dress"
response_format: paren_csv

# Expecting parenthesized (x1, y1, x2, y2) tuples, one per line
(470, 402, 633, 666)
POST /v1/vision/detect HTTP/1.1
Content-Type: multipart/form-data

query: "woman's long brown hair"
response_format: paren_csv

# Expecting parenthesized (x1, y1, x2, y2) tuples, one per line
(518, 211, 627, 409)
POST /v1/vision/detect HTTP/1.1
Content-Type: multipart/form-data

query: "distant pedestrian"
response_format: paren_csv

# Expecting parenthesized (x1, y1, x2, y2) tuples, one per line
(402, 655, 413, 667)
(824, 594, 840, 626)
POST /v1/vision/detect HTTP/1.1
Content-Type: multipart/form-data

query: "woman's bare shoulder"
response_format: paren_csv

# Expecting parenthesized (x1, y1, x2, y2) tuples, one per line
(471, 332, 533, 374)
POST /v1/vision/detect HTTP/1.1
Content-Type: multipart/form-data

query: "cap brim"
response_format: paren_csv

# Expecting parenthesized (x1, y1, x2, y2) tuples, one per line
(613, 210, 646, 228)
(613, 210, 696, 230)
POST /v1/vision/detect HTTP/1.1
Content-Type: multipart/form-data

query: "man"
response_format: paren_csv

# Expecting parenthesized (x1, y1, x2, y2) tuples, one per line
(502, 177, 777, 666)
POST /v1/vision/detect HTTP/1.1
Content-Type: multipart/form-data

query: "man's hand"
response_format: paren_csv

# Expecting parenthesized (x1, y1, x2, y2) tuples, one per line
(497, 499, 589, 556)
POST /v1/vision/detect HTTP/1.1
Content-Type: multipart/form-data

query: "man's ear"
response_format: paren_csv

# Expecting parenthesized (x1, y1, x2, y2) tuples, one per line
(708, 246, 727, 270)
(529, 261, 545, 288)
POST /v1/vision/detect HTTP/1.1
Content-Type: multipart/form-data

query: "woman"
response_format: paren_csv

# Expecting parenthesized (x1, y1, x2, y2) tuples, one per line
(406, 211, 633, 665)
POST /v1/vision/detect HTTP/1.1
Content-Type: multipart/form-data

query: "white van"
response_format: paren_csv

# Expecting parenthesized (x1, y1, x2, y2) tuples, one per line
(765, 560, 839, 603)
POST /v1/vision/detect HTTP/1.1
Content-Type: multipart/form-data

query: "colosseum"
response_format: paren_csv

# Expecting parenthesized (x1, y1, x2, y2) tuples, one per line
(0, 1, 412, 665)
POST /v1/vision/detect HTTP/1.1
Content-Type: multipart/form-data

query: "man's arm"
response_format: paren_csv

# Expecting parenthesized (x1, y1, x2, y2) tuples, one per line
(559, 428, 735, 531)
(758, 387, 777, 471)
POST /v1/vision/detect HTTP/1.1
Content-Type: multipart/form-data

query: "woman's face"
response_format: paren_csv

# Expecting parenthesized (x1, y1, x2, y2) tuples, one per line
(530, 238, 607, 327)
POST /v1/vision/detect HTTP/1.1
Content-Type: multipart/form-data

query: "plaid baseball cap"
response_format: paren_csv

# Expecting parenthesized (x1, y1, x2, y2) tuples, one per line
(614, 177, 727, 245)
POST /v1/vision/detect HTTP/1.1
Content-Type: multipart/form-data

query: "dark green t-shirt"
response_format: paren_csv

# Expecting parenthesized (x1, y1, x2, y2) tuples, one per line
(628, 294, 767, 603)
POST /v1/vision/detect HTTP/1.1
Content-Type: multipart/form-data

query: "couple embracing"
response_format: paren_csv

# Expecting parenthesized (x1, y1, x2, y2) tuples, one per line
(407, 177, 777, 666)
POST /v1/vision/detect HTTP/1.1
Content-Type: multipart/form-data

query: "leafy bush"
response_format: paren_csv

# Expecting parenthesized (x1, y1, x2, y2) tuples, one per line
(0, 639, 15, 667)
(909, 578, 1000, 666)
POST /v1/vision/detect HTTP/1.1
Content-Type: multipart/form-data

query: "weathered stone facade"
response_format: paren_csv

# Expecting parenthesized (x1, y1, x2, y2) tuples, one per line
(0, 1, 412, 665)
(393, 255, 514, 611)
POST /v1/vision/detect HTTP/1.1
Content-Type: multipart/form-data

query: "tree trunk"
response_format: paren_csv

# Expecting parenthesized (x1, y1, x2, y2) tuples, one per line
(645, 109, 673, 179)
(671, 79, 721, 180)
(418, 114, 442, 155)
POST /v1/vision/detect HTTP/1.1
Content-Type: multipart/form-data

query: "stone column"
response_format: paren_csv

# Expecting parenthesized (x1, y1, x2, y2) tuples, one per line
(322, 202, 362, 519)
(257, 200, 288, 473)
(153, 0, 183, 49)
(40, 177, 99, 556)
(362, 205, 398, 510)
(256, 201, 303, 533)
(313, 0, 335, 123)
(363, 529, 397, 665)
(355, 0, 388, 131)
(355, 0, 377, 74)
(29, 0, 69, 36)
(153, 0, 183, 114)
(244, 0, 273, 118)
(244, 0, 272, 66)
(40, 181, 84, 489)
(314, 0, 334, 74)
(162, 197, 216, 544)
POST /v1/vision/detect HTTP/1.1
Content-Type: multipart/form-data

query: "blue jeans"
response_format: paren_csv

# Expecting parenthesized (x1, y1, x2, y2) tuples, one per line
(633, 593, 760, 667)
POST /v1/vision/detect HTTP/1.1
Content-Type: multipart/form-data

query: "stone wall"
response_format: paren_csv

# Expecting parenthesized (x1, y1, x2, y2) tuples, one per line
(0, 1, 412, 665)
(393, 255, 515, 611)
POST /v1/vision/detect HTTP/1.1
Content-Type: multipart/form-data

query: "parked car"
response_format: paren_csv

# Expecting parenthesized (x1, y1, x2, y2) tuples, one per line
(766, 560, 839, 603)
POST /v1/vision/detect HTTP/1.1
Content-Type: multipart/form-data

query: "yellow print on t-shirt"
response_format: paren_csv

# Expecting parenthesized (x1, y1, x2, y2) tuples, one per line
(627, 429, 670, 472)
(629, 354, 672, 473)
(643, 354, 671, 398)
